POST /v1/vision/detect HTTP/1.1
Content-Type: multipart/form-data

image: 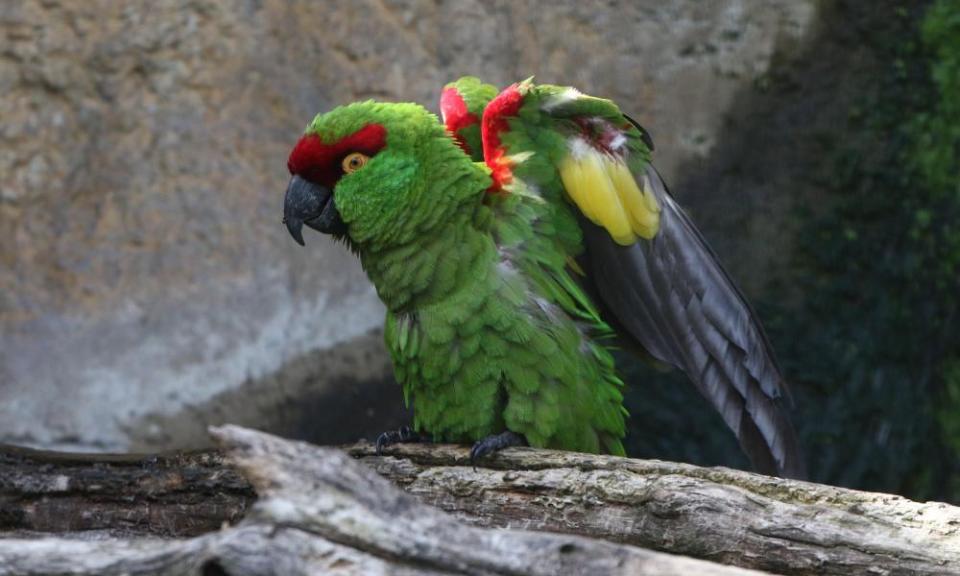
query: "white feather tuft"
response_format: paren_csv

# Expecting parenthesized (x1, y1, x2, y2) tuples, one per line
(506, 150, 535, 164)
(541, 87, 583, 112)
(568, 137, 593, 160)
(609, 133, 627, 151)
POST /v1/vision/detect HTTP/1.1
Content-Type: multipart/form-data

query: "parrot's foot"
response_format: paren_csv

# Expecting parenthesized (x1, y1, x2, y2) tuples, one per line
(469, 431, 527, 465)
(375, 426, 423, 455)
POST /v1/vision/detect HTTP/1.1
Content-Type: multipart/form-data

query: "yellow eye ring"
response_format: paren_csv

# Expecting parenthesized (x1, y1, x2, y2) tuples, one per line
(342, 152, 369, 174)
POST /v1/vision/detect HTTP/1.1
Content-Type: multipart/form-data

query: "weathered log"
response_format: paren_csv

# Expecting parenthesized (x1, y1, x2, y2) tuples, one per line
(0, 444, 254, 537)
(1, 432, 959, 575)
(0, 426, 766, 576)
(351, 443, 960, 576)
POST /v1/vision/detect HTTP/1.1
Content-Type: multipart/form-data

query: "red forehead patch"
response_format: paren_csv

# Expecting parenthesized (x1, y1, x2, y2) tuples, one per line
(482, 84, 524, 192)
(287, 123, 387, 187)
(440, 87, 479, 154)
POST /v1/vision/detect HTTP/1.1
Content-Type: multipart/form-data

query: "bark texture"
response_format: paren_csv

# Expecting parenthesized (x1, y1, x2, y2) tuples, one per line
(351, 443, 960, 576)
(0, 444, 253, 538)
(1, 428, 959, 575)
(0, 426, 766, 576)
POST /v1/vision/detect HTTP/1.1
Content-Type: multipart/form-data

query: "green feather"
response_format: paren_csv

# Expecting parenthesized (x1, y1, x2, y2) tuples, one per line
(302, 84, 629, 454)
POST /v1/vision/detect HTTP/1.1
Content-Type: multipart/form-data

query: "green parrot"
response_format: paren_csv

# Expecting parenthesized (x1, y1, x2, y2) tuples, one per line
(282, 77, 805, 478)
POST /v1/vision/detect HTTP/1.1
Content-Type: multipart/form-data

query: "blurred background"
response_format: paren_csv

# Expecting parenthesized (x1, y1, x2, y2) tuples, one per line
(1, 0, 958, 503)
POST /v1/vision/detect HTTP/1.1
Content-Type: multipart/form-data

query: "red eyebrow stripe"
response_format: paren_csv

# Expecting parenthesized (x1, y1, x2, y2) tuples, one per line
(287, 123, 387, 187)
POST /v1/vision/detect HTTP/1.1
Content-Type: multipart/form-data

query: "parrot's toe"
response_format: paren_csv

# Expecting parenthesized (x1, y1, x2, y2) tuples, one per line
(375, 425, 423, 455)
(469, 431, 527, 465)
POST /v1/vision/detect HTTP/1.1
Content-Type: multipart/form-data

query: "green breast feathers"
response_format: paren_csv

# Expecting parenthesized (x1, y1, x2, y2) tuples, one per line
(282, 77, 805, 479)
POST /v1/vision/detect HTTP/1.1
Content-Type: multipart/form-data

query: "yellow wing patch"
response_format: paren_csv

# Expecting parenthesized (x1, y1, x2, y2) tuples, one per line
(559, 145, 660, 245)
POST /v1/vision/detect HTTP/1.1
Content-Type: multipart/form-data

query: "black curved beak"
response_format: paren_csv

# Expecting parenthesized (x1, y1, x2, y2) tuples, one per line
(283, 175, 345, 246)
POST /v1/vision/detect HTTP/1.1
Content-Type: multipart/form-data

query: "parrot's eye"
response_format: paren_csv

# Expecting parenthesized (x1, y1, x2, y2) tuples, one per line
(342, 152, 369, 174)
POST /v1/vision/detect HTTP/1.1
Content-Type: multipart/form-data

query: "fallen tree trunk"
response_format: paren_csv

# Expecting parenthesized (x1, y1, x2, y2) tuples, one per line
(0, 426, 765, 576)
(0, 445, 253, 538)
(1, 430, 958, 575)
(351, 443, 960, 576)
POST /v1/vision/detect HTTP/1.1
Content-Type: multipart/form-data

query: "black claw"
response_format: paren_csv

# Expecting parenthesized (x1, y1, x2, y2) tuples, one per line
(469, 431, 527, 465)
(375, 426, 422, 455)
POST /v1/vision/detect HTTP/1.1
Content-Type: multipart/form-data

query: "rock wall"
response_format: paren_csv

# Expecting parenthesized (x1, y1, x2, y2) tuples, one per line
(0, 0, 816, 450)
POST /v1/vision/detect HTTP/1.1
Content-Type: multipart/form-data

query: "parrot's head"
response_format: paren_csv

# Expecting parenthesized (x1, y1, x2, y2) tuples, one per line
(440, 76, 498, 162)
(283, 101, 482, 252)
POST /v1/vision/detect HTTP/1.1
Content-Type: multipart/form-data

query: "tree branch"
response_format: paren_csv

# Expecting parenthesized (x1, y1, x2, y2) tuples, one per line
(352, 443, 960, 576)
(0, 443, 253, 538)
(1, 430, 958, 575)
(0, 427, 765, 576)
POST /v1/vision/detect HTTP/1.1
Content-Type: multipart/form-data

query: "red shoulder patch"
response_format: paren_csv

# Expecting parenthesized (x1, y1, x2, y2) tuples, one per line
(288, 124, 387, 188)
(440, 87, 479, 155)
(481, 84, 524, 192)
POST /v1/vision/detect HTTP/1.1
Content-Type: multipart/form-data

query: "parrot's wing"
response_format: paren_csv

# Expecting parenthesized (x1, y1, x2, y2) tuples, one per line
(483, 80, 805, 478)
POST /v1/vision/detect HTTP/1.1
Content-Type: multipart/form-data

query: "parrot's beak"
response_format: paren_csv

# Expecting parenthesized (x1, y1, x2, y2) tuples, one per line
(283, 175, 344, 245)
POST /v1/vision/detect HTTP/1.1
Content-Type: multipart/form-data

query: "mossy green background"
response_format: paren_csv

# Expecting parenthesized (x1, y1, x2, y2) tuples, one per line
(623, 0, 960, 503)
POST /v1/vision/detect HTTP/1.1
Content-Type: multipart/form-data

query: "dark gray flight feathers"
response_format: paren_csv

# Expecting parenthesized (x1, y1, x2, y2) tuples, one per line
(579, 165, 806, 479)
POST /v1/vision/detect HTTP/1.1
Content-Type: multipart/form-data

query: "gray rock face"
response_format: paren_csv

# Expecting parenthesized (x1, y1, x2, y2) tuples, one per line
(0, 0, 816, 450)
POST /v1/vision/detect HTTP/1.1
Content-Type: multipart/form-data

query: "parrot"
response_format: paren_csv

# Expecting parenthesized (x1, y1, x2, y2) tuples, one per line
(282, 77, 806, 478)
